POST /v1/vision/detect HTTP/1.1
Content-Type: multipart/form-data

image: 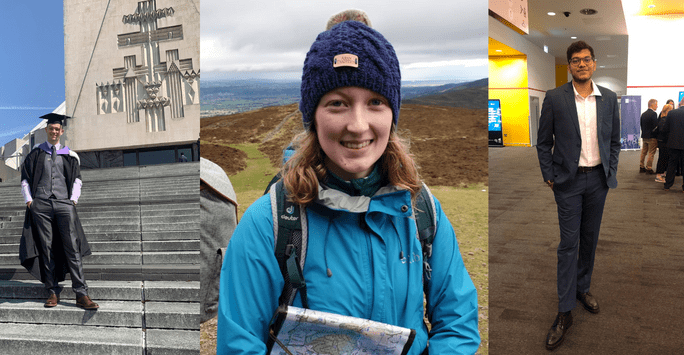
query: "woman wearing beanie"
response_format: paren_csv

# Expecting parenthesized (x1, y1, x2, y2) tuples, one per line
(217, 11, 480, 355)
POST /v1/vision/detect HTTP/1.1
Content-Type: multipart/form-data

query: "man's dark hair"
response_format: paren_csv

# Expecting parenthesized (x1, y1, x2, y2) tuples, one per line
(566, 41, 595, 63)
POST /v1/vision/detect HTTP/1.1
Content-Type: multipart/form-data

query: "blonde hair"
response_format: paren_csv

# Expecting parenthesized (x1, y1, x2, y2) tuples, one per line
(282, 125, 421, 205)
(662, 104, 674, 117)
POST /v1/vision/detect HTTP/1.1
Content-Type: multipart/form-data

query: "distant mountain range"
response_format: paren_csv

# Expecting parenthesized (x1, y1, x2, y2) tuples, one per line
(403, 78, 488, 109)
(200, 78, 487, 117)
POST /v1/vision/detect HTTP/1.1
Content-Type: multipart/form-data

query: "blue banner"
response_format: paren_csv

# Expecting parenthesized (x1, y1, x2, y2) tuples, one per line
(620, 96, 641, 150)
(488, 99, 503, 146)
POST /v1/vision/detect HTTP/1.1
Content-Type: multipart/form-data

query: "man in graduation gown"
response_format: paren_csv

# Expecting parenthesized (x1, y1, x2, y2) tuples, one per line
(19, 113, 98, 309)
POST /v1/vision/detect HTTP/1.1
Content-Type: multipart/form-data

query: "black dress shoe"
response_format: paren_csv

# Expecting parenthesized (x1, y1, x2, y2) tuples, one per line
(640, 167, 646, 172)
(577, 292, 600, 313)
(545, 311, 572, 350)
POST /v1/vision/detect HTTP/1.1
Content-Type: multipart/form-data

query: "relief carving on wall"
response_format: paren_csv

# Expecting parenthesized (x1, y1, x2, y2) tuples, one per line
(96, 0, 199, 133)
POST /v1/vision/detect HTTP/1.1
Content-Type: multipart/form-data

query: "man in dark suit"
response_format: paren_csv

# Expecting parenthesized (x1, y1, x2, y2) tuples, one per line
(20, 114, 99, 310)
(537, 41, 621, 351)
(662, 98, 684, 191)
(639, 99, 659, 173)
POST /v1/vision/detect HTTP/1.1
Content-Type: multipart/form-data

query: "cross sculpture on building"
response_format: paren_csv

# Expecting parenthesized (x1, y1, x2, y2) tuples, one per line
(97, 0, 199, 132)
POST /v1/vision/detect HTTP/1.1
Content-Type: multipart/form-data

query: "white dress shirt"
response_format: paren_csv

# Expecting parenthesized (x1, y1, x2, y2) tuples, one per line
(572, 81, 603, 168)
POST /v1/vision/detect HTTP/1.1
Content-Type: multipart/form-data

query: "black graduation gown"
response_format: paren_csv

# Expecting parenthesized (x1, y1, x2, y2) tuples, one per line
(18, 144, 91, 283)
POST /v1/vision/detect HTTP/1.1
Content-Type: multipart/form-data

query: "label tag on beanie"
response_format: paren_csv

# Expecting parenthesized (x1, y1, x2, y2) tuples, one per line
(333, 53, 358, 68)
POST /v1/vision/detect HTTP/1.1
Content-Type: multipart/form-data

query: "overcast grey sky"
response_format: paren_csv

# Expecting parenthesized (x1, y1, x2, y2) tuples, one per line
(201, 0, 488, 82)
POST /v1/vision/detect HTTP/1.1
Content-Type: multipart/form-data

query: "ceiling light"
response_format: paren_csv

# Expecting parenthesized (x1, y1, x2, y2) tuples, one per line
(571, 36, 577, 39)
(548, 12, 556, 16)
(580, 8, 598, 15)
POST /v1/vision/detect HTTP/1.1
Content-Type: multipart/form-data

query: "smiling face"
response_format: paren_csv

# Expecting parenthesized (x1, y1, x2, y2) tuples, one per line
(567, 49, 596, 84)
(315, 86, 393, 181)
(45, 123, 63, 146)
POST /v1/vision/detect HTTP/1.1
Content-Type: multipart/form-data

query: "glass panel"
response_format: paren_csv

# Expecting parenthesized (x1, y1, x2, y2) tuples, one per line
(178, 148, 192, 162)
(139, 149, 175, 165)
(123, 152, 137, 166)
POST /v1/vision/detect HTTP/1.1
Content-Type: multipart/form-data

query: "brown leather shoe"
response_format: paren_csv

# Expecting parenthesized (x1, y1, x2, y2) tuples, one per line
(76, 295, 99, 310)
(545, 311, 572, 350)
(44, 293, 59, 308)
(577, 292, 600, 313)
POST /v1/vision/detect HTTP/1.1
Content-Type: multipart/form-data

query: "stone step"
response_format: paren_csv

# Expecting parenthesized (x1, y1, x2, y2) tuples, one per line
(0, 251, 198, 266)
(144, 281, 199, 302)
(82, 224, 141, 233)
(142, 222, 199, 231)
(142, 203, 199, 211)
(142, 209, 199, 218)
(0, 232, 21, 243)
(0, 280, 142, 300)
(0, 322, 143, 355)
(78, 210, 140, 218)
(75, 205, 140, 213)
(65, 231, 142, 242)
(79, 231, 200, 242)
(142, 231, 199, 241)
(146, 329, 200, 355)
(143, 240, 200, 252)
(143, 252, 199, 264)
(141, 216, 199, 225)
(0, 244, 18, 254)
(145, 301, 199, 330)
(0, 299, 143, 327)
(0, 264, 199, 282)
(89, 241, 141, 252)
(1, 218, 143, 229)
(0, 280, 199, 302)
(0, 230, 201, 244)
(0, 252, 144, 266)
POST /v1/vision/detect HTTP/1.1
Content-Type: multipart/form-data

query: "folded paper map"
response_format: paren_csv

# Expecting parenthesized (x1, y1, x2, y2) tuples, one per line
(267, 306, 416, 355)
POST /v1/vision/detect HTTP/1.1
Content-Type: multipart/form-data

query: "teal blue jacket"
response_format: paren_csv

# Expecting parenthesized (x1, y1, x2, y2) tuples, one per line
(217, 184, 480, 354)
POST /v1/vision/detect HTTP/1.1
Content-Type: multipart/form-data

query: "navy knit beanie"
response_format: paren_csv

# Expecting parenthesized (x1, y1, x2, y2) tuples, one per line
(300, 20, 401, 130)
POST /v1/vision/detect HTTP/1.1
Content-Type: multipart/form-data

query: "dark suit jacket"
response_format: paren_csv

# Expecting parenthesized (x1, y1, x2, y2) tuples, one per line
(663, 107, 684, 150)
(537, 82, 621, 189)
(640, 108, 657, 139)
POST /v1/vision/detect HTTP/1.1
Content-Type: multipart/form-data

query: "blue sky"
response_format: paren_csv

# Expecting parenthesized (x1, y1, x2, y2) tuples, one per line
(201, 0, 488, 83)
(0, 2, 64, 147)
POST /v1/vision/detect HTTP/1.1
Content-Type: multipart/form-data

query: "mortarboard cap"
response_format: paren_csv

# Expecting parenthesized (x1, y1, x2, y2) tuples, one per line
(40, 113, 70, 126)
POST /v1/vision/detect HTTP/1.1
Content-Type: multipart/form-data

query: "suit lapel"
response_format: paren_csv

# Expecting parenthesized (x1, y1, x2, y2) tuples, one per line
(595, 87, 605, 140)
(563, 82, 581, 136)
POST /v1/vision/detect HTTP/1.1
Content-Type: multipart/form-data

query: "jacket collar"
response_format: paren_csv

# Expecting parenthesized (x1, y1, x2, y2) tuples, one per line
(316, 184, 408, 214)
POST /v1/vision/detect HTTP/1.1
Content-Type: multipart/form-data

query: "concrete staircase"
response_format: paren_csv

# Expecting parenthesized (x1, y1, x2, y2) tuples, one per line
(0, 162, 200, 354)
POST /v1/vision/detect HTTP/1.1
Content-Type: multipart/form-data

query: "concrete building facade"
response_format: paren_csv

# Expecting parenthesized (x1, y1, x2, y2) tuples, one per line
(64, 0, 199, 168)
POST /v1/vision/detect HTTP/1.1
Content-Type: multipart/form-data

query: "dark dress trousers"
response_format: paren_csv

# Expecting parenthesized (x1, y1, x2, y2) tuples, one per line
(537, 82, 621, 312)
(663, 107, 684, 189)
(656, 112, 670, 174)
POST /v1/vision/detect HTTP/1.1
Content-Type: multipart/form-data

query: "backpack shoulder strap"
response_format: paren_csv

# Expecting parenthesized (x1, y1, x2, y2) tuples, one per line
(414, 183, 437, 285)
(270, 180, 309, 308)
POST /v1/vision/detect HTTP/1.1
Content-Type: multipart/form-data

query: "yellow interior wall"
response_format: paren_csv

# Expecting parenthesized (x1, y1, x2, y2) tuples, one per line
(556, 64, 569, 87)
(489, 56, 530, 146)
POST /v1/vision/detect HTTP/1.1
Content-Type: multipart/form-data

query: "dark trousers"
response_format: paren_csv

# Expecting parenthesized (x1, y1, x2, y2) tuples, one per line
(664, 148, 684, 190)
(655, 142, 668, 174)
(553, 168, 609, 312)
(30, 198, 87, 297)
